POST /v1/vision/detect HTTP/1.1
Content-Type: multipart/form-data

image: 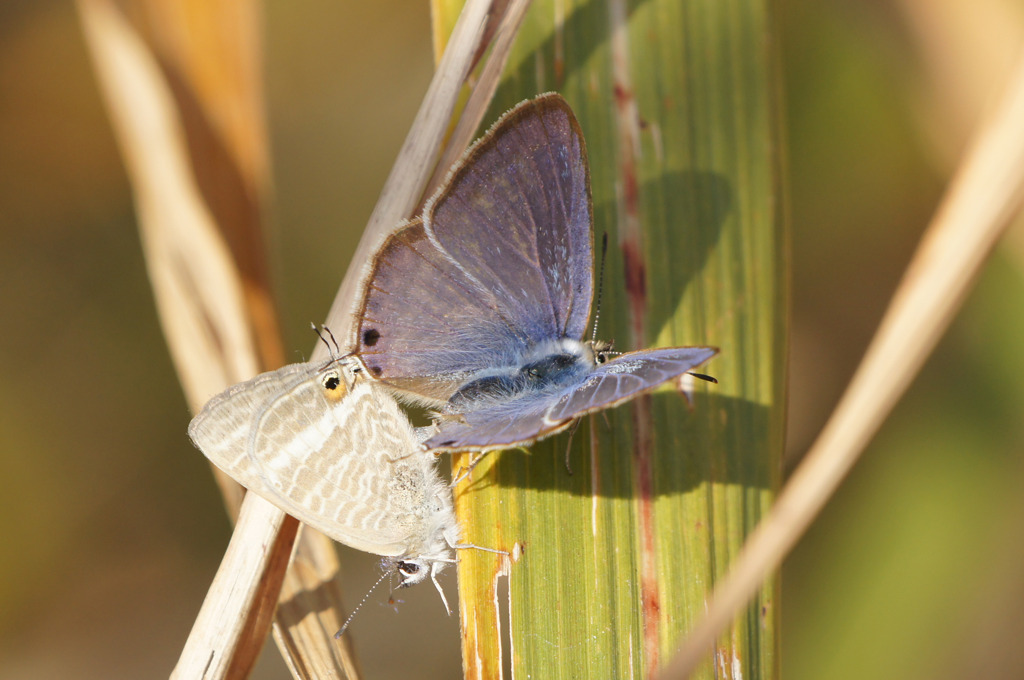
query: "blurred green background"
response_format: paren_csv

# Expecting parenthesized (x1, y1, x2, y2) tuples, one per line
(1, 1, 1023, 678)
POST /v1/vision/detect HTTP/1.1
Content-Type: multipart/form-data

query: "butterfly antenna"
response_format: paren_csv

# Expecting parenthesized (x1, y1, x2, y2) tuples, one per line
(591, 231, 610, 344)
(334, 568, 391, 639)
(323, 325, 341, 354)
(311, 323, 333, 356)
(311, 323, 342, 358)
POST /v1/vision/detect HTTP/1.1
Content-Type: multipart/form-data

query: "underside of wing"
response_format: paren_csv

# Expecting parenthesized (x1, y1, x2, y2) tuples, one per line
(248, 379, 447, 557)
(188, 362, 321, 482)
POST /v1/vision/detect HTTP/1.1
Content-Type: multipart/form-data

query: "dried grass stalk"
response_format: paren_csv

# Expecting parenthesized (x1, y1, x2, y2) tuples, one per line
(77, 0, 355, 675)
(79, 0, 529, 676)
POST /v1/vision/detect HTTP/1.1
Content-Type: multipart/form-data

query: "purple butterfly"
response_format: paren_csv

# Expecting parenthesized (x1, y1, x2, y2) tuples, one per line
(351, 93, 716, 451)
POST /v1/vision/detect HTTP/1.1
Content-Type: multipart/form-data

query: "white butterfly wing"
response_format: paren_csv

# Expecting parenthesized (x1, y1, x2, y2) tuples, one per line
(189, 362, 453, 559)
(188, 363, 313, 487)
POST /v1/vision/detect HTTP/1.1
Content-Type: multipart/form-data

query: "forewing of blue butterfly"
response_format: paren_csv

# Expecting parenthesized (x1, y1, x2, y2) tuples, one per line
(425, 93, 593, 344)
(355, 219, 524, 403)
(354, 94, 593, 406)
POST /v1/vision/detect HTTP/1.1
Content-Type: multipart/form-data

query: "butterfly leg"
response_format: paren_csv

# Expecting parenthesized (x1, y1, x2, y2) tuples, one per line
(429, 562, 453, 615)
(450, 450, 493, 488)
(453, 542, 510, 557)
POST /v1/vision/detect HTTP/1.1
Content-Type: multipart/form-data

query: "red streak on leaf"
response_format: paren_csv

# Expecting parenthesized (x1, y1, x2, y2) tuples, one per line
(613, 76, 660, 677)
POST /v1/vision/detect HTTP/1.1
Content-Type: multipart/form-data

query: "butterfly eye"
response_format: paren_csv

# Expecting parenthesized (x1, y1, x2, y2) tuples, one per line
(397, 561, 419, 575)
(320, 370, 342, 391)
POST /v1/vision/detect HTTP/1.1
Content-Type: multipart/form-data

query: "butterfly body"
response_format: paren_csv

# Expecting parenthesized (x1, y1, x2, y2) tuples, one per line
(446, 337, 597, 411)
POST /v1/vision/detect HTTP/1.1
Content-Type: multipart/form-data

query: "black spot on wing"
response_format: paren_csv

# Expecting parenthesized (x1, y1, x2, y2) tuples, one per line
(362, 328, 381, 346)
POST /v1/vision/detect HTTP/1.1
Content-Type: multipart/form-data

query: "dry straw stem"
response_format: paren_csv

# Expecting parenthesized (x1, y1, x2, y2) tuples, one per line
(423, 0, 534, 203)
(318, 0, 527, 350)
(77, 0, 358, 676)
(662, 48, 1024, 679)
(268, 0, 532, 669)
(81, 0, 528, 676)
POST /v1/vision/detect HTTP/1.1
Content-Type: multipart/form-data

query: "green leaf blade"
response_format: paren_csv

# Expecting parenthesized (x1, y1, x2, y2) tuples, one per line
(437, 0, 786, 677)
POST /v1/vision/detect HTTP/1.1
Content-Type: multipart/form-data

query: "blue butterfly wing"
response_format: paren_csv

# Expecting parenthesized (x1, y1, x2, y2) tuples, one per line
(354, 94, 593, 404)
(354, 219, 526, 402)
(424, 346, 717, 451)
(425, 93, 593, 344)
(423, 399, 568, 452)
(545, 347, 718, 422)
